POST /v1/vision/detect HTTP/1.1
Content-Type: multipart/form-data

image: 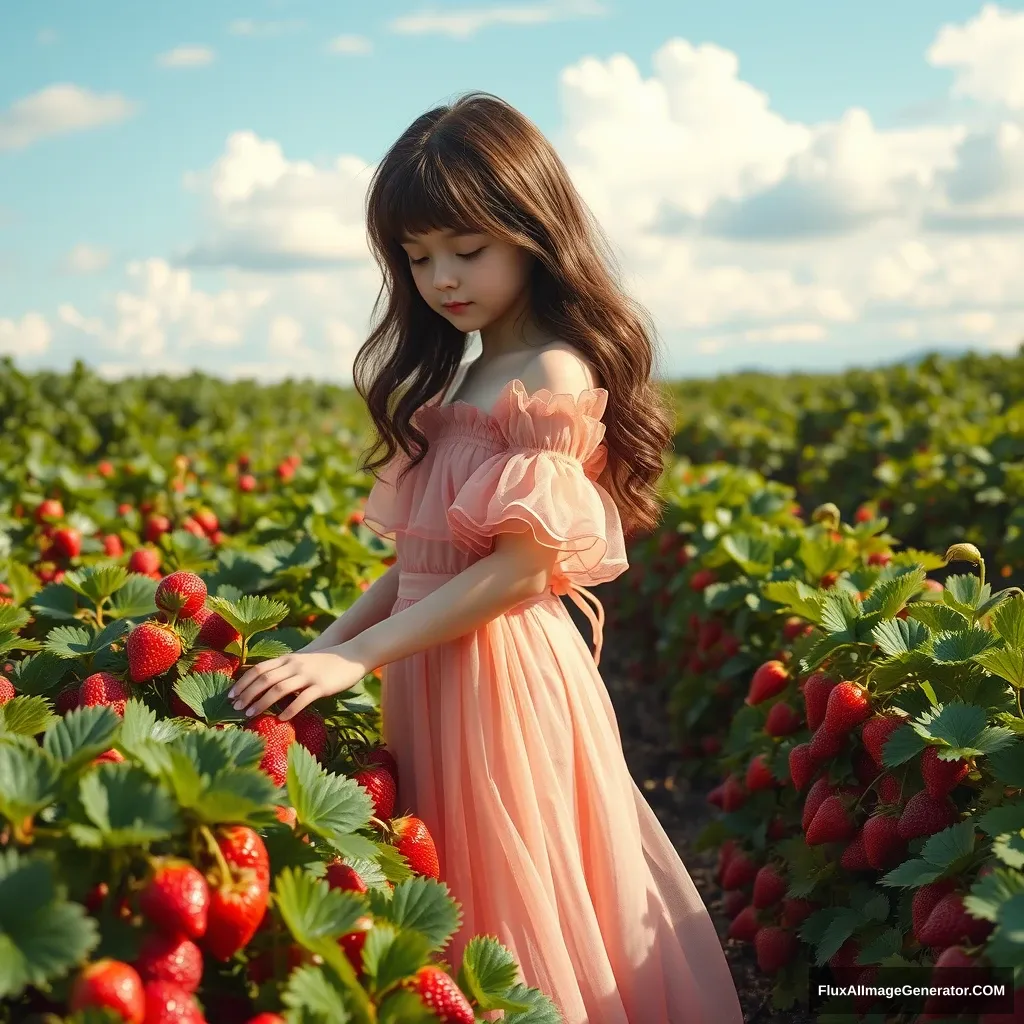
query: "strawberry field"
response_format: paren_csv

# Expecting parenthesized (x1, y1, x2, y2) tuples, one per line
(1, 347, 1024, 1022)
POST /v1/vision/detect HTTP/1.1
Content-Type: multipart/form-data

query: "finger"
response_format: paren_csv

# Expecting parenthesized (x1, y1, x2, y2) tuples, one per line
(245, 676, 308, 719)
(278, 685, 322, 721)
(230, 658, 283, 699)
(232, 666, 292, 709)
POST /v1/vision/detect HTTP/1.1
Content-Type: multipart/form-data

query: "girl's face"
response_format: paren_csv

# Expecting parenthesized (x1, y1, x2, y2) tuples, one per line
(400, 228, 535, 330)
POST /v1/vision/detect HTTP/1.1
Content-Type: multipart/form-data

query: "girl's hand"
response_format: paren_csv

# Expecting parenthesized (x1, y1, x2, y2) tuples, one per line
(228, 647, 369, 721)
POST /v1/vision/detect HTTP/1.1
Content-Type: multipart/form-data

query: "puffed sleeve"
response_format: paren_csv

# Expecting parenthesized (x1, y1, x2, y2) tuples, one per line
(362, 450, 409, 543)
(446, 379, 628, 587)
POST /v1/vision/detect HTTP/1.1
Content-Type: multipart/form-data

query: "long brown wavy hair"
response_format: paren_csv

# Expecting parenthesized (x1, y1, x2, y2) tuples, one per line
(354, 90, 674, 538)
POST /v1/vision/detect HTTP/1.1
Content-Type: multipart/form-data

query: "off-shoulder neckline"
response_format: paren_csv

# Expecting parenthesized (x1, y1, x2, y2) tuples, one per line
(435, 377, 608, 421)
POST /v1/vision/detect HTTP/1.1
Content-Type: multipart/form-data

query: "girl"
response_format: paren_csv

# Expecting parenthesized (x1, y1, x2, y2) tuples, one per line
(230, 91, 743, 1024)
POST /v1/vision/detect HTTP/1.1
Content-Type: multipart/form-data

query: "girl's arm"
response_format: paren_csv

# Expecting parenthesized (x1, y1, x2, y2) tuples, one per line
(300, 562, 401, 652)
(337, 532, 561, 671)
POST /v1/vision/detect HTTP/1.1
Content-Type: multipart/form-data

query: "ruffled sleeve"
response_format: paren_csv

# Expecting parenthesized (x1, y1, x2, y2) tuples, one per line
(362, 450, 409, 543)
(446, 379, 628, 589)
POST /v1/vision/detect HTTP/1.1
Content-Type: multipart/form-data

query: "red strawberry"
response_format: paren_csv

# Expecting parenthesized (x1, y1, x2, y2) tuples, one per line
(203, 827, 270, 961)
(128, 548, 162, 576)
(767, 816, 788, 840)
(126, 622, 183, 683)
(391, 816, 440, 880)
(897, 791, 958, 840)
(723, 890, 748, 918)
(840, 830, 871, 871)
(169, 693, 199, 719)
(755, 926, 799, 973)
(133, 933, 203, 993)
(0, 675, 15, 706)
(746, 660, 790, 705)
(803, 672, 836, 730)
(728, 905, 759, 942)
(195, 612, 242, 651)
(154, 571, 207, 620)
(139, 858, 210, 940)
(689, 568, 717, 592)
(79, 672, 132, 716)
(190, 649, 240, 677)
(721, 774, 746, 812)
(245, 1016, 286, 1024)
(404, 965, 475, 1024)
(51, 526, 82, 559)
(802, 777, 836, 831)
(55, 683, 80, 715)
(338, 915, 374, 977)
(765, 702, 802, 737)
(141, 980, 205, 1024)
(364, 745, 400, 786)
(862, 813, 907, 870)
(912, 880, 958, 940)
(782, 616, 812, 641)
(35, 498, 64, 523)
(70, 960, 145, 1023)
(828, 940, 862, 985)
(823, 681, 871, 734)
(861, 713, 906, 768)
(919, 891, 994, 949)
(721, 851, 758, 890)
(94, 748, 125, 765)
(806, 795, 856, 845)
(715, 839, 737, 884)
(745, 754, 776, 792)
(782, 898, 817, 928)
(246, 945, 306, 985)
(290, 708, 329, 761)
(706, 782, 725, 808)
(245, 714, 296, 787)
(752, 865, 787, 908)
(876, 773, 903, 805)
(921, 746, 970, 798)
(788, 743, 815, 790)
(324, 859, 368, 895)
(809, 724, 846, 761)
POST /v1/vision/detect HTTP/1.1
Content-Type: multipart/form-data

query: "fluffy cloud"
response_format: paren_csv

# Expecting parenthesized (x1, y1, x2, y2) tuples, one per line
(386, 0, 607, 39)
(0, 313, 51, 356)
(156, 46, 216, 68)
(228, 19, 307, 37)
(326, 35, 373, 55)
(63, 244, 111, 274)
(0, 84, 136, 152)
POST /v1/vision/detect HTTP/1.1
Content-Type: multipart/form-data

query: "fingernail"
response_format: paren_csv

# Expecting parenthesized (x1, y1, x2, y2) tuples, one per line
(227, 688, 236, 698)
(245, 707, 255, 717)
(232, 701, 241, 710)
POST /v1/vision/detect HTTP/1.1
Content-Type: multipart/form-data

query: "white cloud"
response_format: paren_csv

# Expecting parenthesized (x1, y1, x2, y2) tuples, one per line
(0, 84, 136, 152)
(228, 19, 306, 36)
(928, 4, 1024, 110)
(326, 35, 373, 55)
(63, 244, 111, 275)
(157, 46, 216, 68)
(0, 313, 52, 355)
(387, 0, 607, 39)
(37, 28, 58, 45)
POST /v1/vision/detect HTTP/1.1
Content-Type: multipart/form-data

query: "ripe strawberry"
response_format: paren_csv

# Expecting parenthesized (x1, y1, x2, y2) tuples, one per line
(721, 851, 758, 890)
(363, 745, 400, 785)
(325, 859, 368, 894)
(782, 898, 817, 928)
(897, 791, 958, 840)
(195, 611, 242, 651)
(338, 915, 374, 976)
(51, 526, 82, 559)
(823, 681, 871, 734)
(391, 816, 440, 880)
(126, 622, 183, 683)
(290, 708, 329, 761)
(246, 944, 306, 984)
(245, 714, 296, 787)
(706, 782, 725, 808)
(0, 675, 14, 706)
(788, 743, 815, 790)
(782, 616, 811, 641)
(828, 939, 862, 985)
(862, 813, 906, 869)
(94, 748, 125, 765)
(840, 831, 872, 871)
(861, 713, 906, 768)
(806, 795, 856, 845)
(809, 724, 846, 761)
(745, 754, 776, 792)
(274, 805, 297, 828)
(133, 933, 203, 993)
(876, 773, 903, 805)
(404, 965, 475, 1024)
(918, 891, 993, 949)
(203, 827, 270, 961)
(128, 548, 162, 576)
(767, 816, 788, 840)
(746, 660, 790, 705)
(765, 702, 802, 737)
(912, 880, 958, 940)
(79, 671, 132, 716)
(155, 571, 207, 620)
(721, 773, 746, 811)
(728, 905, 759, 942)
(70, 960, 145, 1023)
(35, 498, 64, 523)
(802, 778, 836, 831)
(244, 1016, 286, 1024)
(715, 839, 737, 884)
(689, 568, 717, 592)
(55, 683, 80, 715)
(752, 865, 787, 908)
(802, 671, 836, 730)
(921, 746, 970, 798)
(755, 926, 798, 973)
(140, 980, 205, 1024)
(139, 858, 210, 940)
(723, 890, 748, 918)
(190, 649, 240, 677)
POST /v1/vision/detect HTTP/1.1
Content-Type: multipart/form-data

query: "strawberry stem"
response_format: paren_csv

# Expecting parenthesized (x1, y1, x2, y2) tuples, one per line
(198, 824, 232, 887)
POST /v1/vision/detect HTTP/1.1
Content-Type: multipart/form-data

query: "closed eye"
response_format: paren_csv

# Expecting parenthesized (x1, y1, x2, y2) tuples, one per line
(409, 248, 485, 266)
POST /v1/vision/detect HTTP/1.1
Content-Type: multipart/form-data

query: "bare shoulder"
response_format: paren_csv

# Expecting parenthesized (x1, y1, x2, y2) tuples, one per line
(518, 342, 601, 399)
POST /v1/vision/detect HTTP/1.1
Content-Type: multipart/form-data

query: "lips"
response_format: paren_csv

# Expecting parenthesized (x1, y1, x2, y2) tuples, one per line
(444, 302, 472, 314)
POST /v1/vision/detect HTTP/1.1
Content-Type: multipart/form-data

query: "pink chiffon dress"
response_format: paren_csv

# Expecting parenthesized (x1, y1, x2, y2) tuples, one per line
(362, 377, 742, 1024)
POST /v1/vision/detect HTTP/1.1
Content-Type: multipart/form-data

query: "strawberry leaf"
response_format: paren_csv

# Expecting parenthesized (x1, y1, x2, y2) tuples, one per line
(878, 858, 944, 888)
(173, 671, 246, 724)
(106, 574, 158, 619)
(871, 618, 930, 658)
(722, 533, 774, 575)
(918, 820, 977, 870)
(281, 963, 351, 1023)
(0, 849, 100, 999)
(60, 564, 131, 604)
(862, 567, 926, 618)
(500, 985, 564, 1024)
(374, 843, 414, 886)
(974, 646, 1024, 689)
(880, 723, 927, 768)
(287, 744, 373, 845)
(993, 596, 1024, 649)
(988, 741, 1024, 787)
(42, 705, 120, 769)
(74, 762, 181, 847)
(978, 800, 1024, 837)
(206, 594, 289, 636)
(376, 989, 438, 1024)
(458, 936, 533, 1013)
(761, 580, 826, 625)
(368, 877, 461, 952)
(0, 695, 57, 737)
(0, 743, 61, 823)
(191, 768, 280, 825)
(943, 574, 988, 616)
(906, 603, 971, 631)
(992, 833, 1024, 868)
(931, 627, 1001, 664)
(856, 927, 904, 965)
(362, 921, 432, 991)
(247, 637, 294, 660)
(965, 866, 1024, 923)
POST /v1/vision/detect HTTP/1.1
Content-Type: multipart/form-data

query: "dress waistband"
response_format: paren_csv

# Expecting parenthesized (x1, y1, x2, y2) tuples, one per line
(396, 570, 605, 666)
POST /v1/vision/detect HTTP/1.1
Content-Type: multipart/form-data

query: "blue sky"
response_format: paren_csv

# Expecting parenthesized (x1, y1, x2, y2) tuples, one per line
(1, 0, 1023, 381)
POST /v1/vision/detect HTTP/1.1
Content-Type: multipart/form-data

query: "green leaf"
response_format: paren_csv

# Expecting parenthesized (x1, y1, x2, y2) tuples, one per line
(944, 574, 986, 615)
(811, 907, 861, 964)
(173, 672, 246, 724)
(862, 568, 926, 618)
(0, 744, 61, 824)
(107, 574, 158, 620)
(965, 866, 1024, 923)
(993, 596, 1024, 648)
(458, 935, 534, 1014)
(881, 723, 928, 768)
(76, 763, 181, 847)
(979, 801, 1024, 837)
(501, 985, 564, 1024)
(192, 768, 280, 825)
(43, 705, 121, 770)
(989, 743, 1024, 788)
(919, 821, 976, 868)
(287, 744, 373, 844)
(931, 628, 1001, 664)
(0, 849, 100, 999)
(722, 533, 774, 575)
(857, 927, 905, 965)
(906, 603, 972, 632)
(376, 990, 440, 1024)
(247, 637, 294, 659)
(44, 625, 106, 660)
(362, 921, 432, 992)
(975, 646, 1024, 689)
(993, 833, 1024, 868)
(206, 594, 290, 635)
(871, 618, 930, 658)
(207, 726, 264, 770)
(5, 650, 73, 697)
(368, 877, 461, 952)
(281, 964, 351, 1022)
(0, 695, 57, 737)
(912, 702, 986, 748)
(820, 590, 862, 634)
(60, 564, 132, 605)
(761, 580, 826, 625)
